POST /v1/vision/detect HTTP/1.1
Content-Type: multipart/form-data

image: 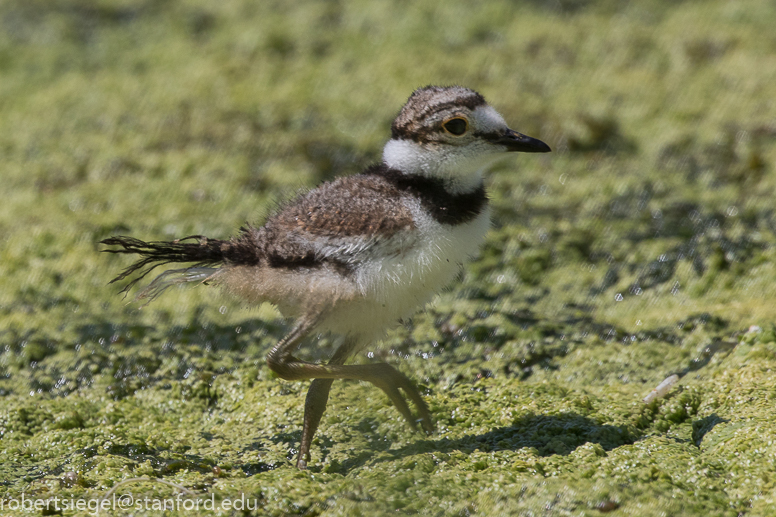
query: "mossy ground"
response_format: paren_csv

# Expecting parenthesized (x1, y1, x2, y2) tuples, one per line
(1, 0, 776, 515)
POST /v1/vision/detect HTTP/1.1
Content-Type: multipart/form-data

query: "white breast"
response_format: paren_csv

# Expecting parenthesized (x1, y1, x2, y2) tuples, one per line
(318, 200, 491, 341)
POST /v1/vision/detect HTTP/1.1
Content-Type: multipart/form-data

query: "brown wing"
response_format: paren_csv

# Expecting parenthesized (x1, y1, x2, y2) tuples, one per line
(268, 174, 415, 239)
(234, 173, 416, 271)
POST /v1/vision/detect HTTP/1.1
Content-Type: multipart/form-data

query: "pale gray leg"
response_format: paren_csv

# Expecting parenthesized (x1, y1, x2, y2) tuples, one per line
(266, 314, 434, 470)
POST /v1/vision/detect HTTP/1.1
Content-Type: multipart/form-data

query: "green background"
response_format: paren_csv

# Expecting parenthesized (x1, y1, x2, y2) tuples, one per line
(1, 0, 775, 515)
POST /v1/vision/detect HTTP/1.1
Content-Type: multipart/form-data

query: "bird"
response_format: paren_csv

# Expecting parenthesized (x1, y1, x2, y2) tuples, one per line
(101, 85, 551, 469)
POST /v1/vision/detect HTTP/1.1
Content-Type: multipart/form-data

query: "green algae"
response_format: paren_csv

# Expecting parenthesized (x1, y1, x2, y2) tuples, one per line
(2, 0, 776, 515)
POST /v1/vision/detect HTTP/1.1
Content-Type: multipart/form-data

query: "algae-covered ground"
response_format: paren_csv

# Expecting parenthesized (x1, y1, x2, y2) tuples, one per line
(2, 0, 776, 515)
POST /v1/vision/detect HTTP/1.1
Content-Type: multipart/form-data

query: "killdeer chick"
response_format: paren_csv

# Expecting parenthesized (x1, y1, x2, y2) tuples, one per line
(102, 85, 550, 468)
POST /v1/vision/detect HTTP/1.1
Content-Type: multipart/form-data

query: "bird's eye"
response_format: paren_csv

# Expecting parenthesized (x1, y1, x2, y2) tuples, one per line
(442, 117, 468, 136)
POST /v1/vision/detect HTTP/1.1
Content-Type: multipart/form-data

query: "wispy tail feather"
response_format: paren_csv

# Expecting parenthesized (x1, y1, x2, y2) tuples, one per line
(101, 235, 231, 295)
(135, 267, 220, 305)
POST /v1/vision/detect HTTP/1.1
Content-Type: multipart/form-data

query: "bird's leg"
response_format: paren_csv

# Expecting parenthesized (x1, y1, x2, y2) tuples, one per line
(267, 317, 434, 468)
(296, 379, 333, 469)
(296, 337, 359, 469)
(348, 362, 434, 436)
(292, 364, 433, 468)
(265, 313, 325, 377)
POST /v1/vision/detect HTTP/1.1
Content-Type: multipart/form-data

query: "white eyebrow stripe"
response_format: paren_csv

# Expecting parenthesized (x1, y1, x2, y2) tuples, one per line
(472, 105, 508, 134)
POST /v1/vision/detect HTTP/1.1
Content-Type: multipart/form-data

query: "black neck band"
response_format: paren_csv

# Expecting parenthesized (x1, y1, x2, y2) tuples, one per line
(365, 164, 488, 226)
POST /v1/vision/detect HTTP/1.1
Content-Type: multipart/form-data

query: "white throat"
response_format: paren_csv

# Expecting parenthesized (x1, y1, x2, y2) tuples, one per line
(382, 139, 498, 194)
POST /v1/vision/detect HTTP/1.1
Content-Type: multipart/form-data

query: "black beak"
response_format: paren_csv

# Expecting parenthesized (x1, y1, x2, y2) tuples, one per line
(496, 128, 551, 153)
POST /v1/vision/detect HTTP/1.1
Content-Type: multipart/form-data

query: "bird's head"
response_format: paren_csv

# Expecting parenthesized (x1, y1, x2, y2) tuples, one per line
(383, 85, 550, 192)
